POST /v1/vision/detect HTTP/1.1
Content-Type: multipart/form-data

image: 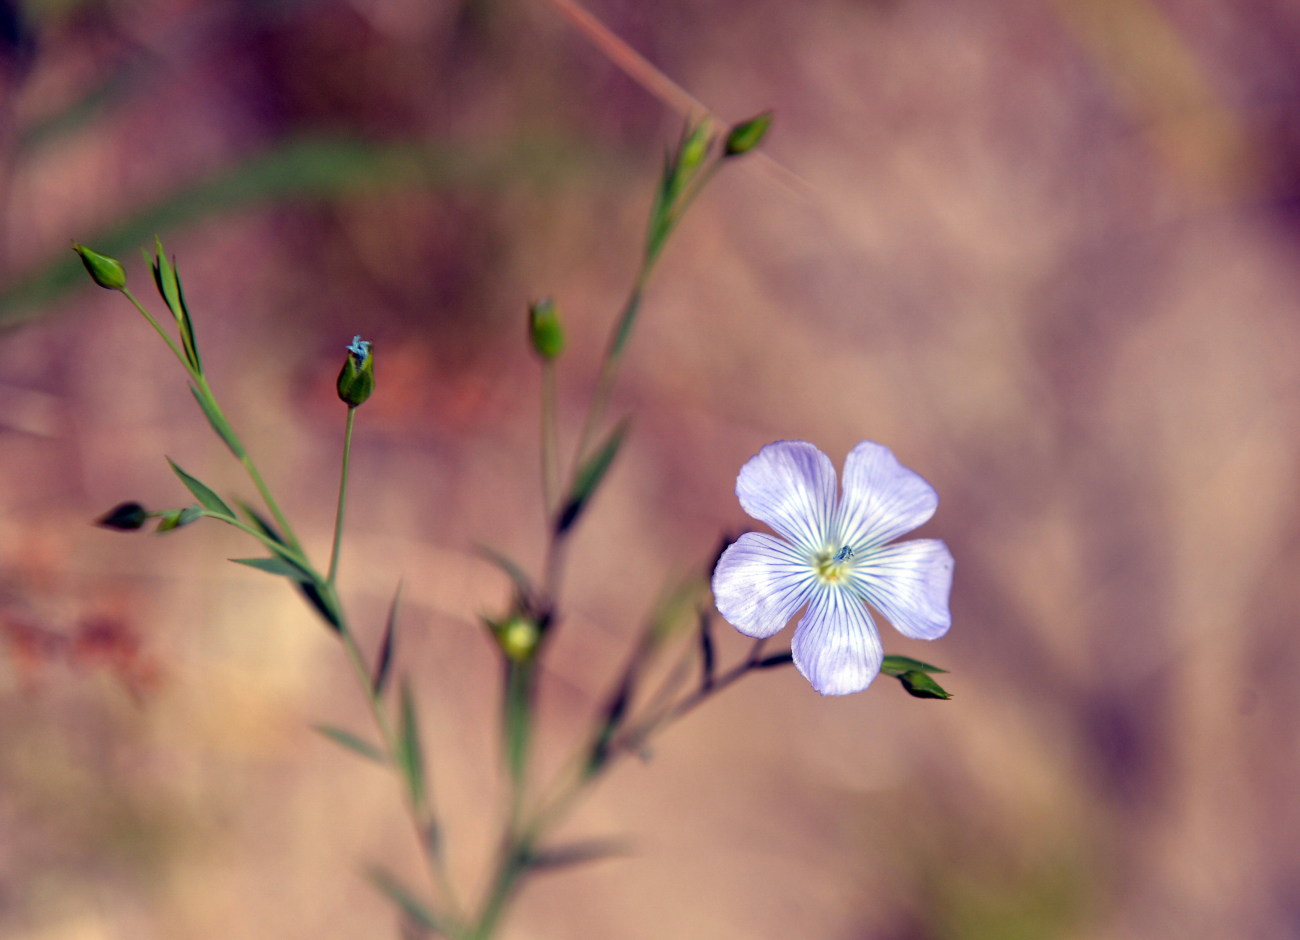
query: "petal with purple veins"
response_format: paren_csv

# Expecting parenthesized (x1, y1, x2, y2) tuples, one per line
(836, 441, 938, 549)
(712, 532, 816, 639)
(791, 586, 884, 695)
(736, 441, 837, 551)
(852, 539, 954, 640)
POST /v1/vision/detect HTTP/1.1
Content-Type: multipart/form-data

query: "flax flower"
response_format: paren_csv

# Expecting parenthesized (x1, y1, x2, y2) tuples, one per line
(712, 441, 954, 695)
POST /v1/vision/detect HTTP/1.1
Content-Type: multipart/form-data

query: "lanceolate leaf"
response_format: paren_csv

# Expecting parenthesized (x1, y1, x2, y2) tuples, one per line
(313, 724, 388, 765)
(240, 502, 285, 544)
(167, 457, 234, 518)
(395, 680, 426, 812)
(365, 867, 443, 932)
(189, 385, 245, 457)
(880, 655, 948, 677)
(526, 838, 630, 873)
(372, 581, 401, 697)
(174, 270, 201, 374)
(150, 238, 181, 321)
(556, 419, 630, 534)
(230, 556, 311, 581)
(475, 544, 534, 608)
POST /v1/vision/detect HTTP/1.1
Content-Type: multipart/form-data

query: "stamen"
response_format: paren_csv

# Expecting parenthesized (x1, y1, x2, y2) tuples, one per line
(833, 545, 853, 562)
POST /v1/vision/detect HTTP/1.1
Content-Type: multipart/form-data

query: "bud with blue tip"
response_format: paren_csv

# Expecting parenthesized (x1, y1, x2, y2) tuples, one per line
(337, 335, 375, 408)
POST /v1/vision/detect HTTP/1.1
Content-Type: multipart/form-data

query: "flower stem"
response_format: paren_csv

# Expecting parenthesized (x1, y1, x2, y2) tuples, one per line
(328, 407, 356, 585)
(540, 360, 559, 514)
(121, 288, 189, 371)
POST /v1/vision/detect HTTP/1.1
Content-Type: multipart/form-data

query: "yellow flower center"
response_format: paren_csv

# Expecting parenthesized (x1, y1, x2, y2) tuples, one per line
(814, 546, 854, 584)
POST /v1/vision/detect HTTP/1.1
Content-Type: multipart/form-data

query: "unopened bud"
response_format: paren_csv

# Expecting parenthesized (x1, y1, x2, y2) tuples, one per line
(497, 617, 540, 663)
(96, 501, 148, 531)
(72, 243, 127, 290)
(337, 335, 374, 407)
(528, 298, 565, 360)
(897, 670, 952, 700)
(723, 111, 773, 157)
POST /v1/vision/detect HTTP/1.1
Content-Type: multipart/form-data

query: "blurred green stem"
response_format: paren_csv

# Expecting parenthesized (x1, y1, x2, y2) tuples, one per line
(540, 360, 559, 514)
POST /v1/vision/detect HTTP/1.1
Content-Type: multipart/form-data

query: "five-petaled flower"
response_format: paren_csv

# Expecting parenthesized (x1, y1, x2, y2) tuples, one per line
(711, 441, 954, 695)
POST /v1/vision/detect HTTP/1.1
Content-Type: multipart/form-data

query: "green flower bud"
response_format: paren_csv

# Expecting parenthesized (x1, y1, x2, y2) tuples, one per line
(337, 335, 374, 408)
(496, 616, 540, 663)
(72, 242, 127, 290)
(528, 298, 565, 360)
(897, 669, 952, 700)
(724, 111, 773, 157)
(96, 501, 148, 531)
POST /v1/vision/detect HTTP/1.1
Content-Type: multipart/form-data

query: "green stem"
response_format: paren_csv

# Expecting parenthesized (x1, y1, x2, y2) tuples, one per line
(569, 272, 646, 473)
(121, 288, 189, 371)
(328, 407, 356, 585)
(540, 361, 559, 514)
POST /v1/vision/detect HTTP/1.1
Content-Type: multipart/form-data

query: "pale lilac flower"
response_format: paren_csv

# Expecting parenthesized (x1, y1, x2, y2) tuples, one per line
(711, 441, 954, 696)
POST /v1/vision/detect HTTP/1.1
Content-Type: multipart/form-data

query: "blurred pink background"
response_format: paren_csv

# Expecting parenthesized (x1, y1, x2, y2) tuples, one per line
(3, 1, 1299, 937)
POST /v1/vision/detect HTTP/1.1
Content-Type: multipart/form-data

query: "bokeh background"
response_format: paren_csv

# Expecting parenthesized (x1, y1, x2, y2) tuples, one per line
(3, 0, 1300, 937)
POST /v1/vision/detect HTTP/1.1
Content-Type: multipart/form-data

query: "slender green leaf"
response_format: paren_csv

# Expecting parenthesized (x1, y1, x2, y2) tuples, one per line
(240, 502, 286, 544)
(167, 458, 234, 518)
(475, 544, 534, 605)
(313, 724, 388, 765)
(230, 556, 311, 581)
(299, 580, 343, 633)
(526, 838, 630, 873)
(365, 867, 443, 932)
(880, 655, 948, 677)
(174, 268, 202, 374)
(556, 419, 630, 534)
(395, 680, 426, 812)
(372, 581, 401, 697)
(189, 385, 245, 457)
(150, 237, 182, 319)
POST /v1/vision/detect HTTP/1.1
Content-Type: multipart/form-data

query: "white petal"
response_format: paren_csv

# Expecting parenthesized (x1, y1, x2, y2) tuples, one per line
(735, 441, 837, 551)
(791, 586, 884, 695)
(853, 539, 954, 640)
(712, 532, 816, 639)
(836, 441, 938, 549)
